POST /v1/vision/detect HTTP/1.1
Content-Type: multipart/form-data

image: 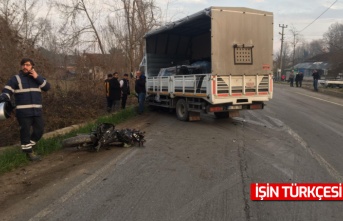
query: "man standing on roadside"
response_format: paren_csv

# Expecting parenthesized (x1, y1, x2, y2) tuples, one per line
(135, 71, 146, 114)
(312, 69, 320, 92)
(120, 73, 130, 109)
(0, 58, 50, 161)
(111, 72, 122, 112)
(105, 73, 113, 113)
(295, 72, 300, 87)
(298, 72, 304, 87)
(289, 71, 295, 87)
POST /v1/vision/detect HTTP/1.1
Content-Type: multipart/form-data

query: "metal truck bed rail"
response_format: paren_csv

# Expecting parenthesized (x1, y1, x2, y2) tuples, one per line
(147, 74, 273, 104)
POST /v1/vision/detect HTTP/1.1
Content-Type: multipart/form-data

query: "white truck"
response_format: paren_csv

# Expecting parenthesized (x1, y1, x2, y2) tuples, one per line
(318, 79, 343, 88)
(140, 7, 274, 121)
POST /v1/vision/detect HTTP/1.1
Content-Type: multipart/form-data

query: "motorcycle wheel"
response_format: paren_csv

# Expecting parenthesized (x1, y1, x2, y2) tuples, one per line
(62, 134, 93, 148)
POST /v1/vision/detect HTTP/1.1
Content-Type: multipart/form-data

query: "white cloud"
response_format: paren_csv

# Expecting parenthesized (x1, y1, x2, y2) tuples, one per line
(326, 2, 343, 10)
(176, 0, 207, 4)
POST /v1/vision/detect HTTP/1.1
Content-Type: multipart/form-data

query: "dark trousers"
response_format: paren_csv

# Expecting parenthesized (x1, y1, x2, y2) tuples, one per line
(289, 78, 294, 87)
(299, 80, 302, 87)
(121, 94, 128, 109)
(106, 97, 120, 112)
(106, 97, 114, 112)
(313, 79, 318, 91)
(17, 116, 44, 150)
(138, 92, 146, 113)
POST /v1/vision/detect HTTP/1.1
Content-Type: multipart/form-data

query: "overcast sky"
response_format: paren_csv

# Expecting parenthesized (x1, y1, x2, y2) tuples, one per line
(38, 0, 342, 53)
(157, 0, 343, 51)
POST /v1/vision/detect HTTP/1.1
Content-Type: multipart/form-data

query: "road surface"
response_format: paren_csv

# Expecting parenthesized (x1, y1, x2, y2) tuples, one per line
(1, 84, 343, 221)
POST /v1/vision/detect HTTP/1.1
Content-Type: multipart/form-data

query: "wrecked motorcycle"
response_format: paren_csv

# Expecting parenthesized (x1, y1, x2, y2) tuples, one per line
(62, 123, 145, 151)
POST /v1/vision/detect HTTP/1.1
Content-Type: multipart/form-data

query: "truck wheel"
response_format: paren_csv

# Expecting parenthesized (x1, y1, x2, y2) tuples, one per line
(214, 112, 229, 119)
(62, 134, 93, 148)
(176, 99, 189, 121)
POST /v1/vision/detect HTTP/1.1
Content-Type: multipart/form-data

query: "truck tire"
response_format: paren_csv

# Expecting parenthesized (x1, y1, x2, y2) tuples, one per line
(214, 112, 229, 119)
(62, 134, 93, 148)
(176, 99, 189, 121)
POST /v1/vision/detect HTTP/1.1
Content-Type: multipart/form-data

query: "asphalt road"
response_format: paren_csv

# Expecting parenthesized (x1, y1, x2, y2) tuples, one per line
(3, 84, 343, 221)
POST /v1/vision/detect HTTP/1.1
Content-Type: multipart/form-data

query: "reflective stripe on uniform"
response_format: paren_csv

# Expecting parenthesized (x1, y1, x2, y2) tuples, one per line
(21, 143, 34, 150)
(39, 80, 47, 88)
(3, 92, 11, 99)
(16, 104, 43, 109)
(4, 86, 14, 93)
(14, 88, 41, 93)
(15, 75, 23, 90)
(14, 75, 42, 93)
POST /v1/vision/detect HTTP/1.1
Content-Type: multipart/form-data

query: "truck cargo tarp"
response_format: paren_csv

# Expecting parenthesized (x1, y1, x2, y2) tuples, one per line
(144, 8, 211, 38)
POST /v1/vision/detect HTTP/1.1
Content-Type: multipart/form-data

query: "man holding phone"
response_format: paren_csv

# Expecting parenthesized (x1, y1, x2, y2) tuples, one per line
(0, 58, 51, 161)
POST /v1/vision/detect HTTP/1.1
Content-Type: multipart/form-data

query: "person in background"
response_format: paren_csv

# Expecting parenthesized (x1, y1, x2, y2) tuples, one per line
(110, 72, 122, 112)
(281, 74, 286, 82)
(120, 73, 130, 109)
(135, 71, 146, 114)
(105, 73, 113, 113)
(298, 72, 304, 87)
(312, 69, 320, 92)
(0, 58, 50, 161)
(289, 71, 294, 87)
(295, 72, 300, 87)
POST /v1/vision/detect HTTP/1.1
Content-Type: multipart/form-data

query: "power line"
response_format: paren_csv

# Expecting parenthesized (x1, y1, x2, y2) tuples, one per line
(299, 0, 338, 33)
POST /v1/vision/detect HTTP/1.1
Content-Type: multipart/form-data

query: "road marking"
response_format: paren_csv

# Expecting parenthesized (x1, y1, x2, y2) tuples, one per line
(286, 126, 343, 182)
(267, 116, 343, 182)
(294, 92, 343, 107)
(241, 113, 343, 182)
(29, 148, 139, 221)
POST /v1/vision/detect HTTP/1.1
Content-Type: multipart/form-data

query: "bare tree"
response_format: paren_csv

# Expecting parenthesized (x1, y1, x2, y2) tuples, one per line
(0, 0, 54, 51)
(323, 22, 343, 52)
(0, 16, 21, 83)
(108, 0, 159, 72)
(52, 0, 105, 54)
(288, 25, 303, 67)
(274, 42, 292, 73)
(323, 22, 343, 76)
(300, 39, 327, 60)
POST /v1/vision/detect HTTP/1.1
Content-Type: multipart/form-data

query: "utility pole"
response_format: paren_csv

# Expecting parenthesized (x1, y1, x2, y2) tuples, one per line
(279, 24, 287, 81)
(291, 30, 299, 67)
(293, 33, 296, 67)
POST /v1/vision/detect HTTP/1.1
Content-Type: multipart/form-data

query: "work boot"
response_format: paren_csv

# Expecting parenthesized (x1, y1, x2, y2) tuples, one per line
(26, 152, 41, 161)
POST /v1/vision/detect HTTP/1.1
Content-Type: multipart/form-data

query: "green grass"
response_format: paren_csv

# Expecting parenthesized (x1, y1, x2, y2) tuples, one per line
(0, 106, 138, 175)
(0, 148, 28, 174)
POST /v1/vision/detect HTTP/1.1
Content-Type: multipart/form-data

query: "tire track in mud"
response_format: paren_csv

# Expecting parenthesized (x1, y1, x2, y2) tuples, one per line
(206, 117, 253, 221)
(236, 120, 252, 221)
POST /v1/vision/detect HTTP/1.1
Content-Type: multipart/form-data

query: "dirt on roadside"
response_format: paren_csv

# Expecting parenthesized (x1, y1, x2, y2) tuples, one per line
(0, 148, 99, 211)
(0, 113, 151, 216)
